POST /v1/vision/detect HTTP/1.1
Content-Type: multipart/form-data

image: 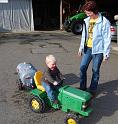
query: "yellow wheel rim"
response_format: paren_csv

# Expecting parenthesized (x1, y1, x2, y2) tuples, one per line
(31, 99, 40, 110)
(67, 118, 77, 124)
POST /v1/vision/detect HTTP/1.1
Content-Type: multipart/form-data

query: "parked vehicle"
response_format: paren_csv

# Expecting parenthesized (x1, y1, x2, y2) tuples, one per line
(110, 22, 117, 41)
(63, 12, 87, 35)
(16, 65, 93, 124)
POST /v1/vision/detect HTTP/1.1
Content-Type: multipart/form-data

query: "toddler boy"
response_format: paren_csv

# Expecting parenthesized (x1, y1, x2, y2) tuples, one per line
(42, 54, 64, 104)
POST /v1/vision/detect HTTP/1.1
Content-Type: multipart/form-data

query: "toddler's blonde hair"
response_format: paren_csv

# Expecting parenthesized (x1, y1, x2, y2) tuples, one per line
(45, 54, 56, 64)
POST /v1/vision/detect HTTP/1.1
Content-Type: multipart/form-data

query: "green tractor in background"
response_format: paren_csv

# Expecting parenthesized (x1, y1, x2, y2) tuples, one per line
(63, 12, 87, 35)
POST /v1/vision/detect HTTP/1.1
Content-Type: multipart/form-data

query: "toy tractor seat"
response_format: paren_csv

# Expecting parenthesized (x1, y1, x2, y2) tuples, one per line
(34, 71, 45, 91)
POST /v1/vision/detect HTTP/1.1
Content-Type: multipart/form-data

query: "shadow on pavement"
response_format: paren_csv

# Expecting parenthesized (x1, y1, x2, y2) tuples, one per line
(64, 73, 80, 85)
(81, 79, 118, 124)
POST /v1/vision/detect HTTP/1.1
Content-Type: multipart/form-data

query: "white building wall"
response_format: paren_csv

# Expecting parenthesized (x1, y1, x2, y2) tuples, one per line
(0, 0, 34, 32)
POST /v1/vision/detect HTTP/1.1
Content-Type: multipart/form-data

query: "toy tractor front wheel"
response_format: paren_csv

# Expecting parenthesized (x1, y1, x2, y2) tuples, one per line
(64, 113, 80, 124)
(71, 20, 83, 35)
(29, 96, 46, 113)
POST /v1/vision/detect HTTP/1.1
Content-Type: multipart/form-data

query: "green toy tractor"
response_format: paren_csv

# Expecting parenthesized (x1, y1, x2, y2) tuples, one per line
(16, 62, 93, 124)
(29, 71, 93, 124)
(63, 12, 87, 35)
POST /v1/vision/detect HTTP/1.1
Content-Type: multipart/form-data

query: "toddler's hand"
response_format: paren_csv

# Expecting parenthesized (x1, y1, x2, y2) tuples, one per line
(53, 81, 58, 86)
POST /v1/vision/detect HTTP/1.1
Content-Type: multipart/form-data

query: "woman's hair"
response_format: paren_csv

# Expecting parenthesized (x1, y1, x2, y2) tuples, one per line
(82, 0, 98, 14)
(45, 54, 56, 64)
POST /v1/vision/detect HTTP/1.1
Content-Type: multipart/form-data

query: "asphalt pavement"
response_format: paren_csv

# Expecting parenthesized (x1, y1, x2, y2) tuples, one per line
(0, 30, 118, 124)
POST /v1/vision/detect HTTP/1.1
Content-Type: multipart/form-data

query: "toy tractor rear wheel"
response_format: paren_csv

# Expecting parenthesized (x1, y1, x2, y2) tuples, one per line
(64, 113, 79, 124)
(71, 20, 83, 35)
(29, 96, 46, 113)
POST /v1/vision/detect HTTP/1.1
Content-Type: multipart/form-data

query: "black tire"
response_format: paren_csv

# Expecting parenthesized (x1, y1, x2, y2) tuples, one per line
(64, 113, 79, 124)
(65, 27, 71, 32)
(29, 96, 46, 113)
(63, 19, 71, 32)
(16, 79, 23, 90)
(71, 20, 83, 35)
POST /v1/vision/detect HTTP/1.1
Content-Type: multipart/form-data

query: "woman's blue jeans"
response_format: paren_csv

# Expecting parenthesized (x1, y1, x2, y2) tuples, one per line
(42, 82, 55, 102)
(80, 47, 103, 92)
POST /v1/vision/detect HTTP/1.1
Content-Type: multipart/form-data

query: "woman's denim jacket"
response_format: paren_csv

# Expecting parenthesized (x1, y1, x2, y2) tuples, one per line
(79, 13, 111, 58)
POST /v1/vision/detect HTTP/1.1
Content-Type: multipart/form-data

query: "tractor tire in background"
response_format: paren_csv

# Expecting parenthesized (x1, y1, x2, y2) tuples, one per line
(63, 19, 71, 32)
(71, 20, 83, 35)
(65, 27, 71, 32)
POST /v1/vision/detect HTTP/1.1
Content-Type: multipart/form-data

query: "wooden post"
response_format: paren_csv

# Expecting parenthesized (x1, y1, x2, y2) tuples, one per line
(60, 0, 63, 30)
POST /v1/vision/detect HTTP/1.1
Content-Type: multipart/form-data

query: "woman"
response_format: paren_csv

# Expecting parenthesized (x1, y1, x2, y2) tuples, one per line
(78, 0, 111, 96)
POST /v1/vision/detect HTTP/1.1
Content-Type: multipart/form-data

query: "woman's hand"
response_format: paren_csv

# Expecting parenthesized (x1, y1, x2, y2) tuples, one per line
(103, 57, 109, 62)
(103, 56, 109, 62)
(78, 51, 82, 56)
